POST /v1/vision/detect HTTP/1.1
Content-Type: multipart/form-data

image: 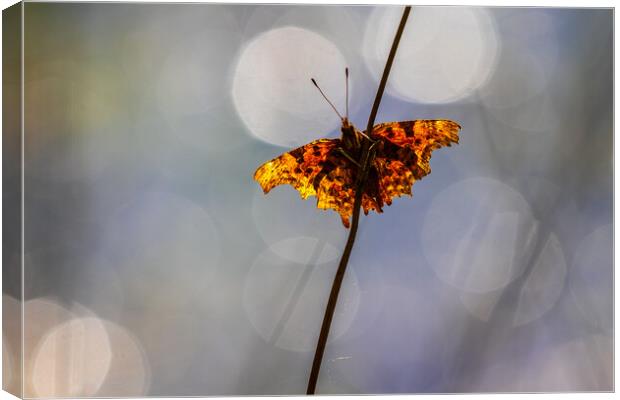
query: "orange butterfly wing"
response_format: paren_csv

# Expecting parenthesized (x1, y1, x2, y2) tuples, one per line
(363, 120, 461, 211)
(254, 139, 339, 199)
(315, 163, 357, 228)
(370, 120, 460, 172)
(254, 138, 358, 227)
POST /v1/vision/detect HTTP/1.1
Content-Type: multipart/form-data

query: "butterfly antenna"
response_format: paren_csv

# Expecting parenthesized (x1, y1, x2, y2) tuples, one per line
(345, 68, 349, 120)
(311, 78, 344, 120)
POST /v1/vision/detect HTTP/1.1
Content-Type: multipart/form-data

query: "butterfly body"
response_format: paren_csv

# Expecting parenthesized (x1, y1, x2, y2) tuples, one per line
(339, 118, 364, 153)
(254, 118, 461, 228)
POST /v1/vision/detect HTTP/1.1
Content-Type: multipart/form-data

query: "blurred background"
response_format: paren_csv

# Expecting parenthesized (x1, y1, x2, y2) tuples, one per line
(2, 3, 612, 396)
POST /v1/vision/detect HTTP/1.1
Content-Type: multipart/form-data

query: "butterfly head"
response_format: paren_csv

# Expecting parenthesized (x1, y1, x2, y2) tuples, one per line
(340, 117, 351, 129)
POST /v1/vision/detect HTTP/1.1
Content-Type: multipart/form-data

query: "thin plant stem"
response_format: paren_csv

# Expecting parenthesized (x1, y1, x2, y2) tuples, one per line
(306, 6, 412, 395)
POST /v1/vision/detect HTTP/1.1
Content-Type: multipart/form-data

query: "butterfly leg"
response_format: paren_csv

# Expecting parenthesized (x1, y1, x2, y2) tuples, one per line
(359, 131, 372, 140)
(359, 131, 381, 144)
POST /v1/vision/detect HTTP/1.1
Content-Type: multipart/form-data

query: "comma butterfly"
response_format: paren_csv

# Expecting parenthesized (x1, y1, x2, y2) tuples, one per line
(254, 69, 460, 228)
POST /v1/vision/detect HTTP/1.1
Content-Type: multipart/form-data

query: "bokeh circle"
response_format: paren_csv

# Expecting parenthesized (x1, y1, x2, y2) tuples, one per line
(363, 7, 499, 104)
(244, 237, 359, 352)
(233, 26, 349, 147)
(422, 177, 536, 293)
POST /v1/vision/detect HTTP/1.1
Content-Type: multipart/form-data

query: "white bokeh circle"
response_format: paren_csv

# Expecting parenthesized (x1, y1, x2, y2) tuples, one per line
(66, 303, 151, 396)
(422, 177, 537, 293)
(244, 237, 359, 352)
(31, 317, 112, 398)
(458, 232, 566, 324)
(238, 5, 372, 126)
(23, 297, 78, 388)
(23, 298, 80, 397)
(23, 298, 151, 397)
(233, 26, 349, 147)
(363, 7, 498, 104)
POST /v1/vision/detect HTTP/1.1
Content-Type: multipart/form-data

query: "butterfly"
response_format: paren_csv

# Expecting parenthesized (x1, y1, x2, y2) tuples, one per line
(254, 69, 461, 228)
